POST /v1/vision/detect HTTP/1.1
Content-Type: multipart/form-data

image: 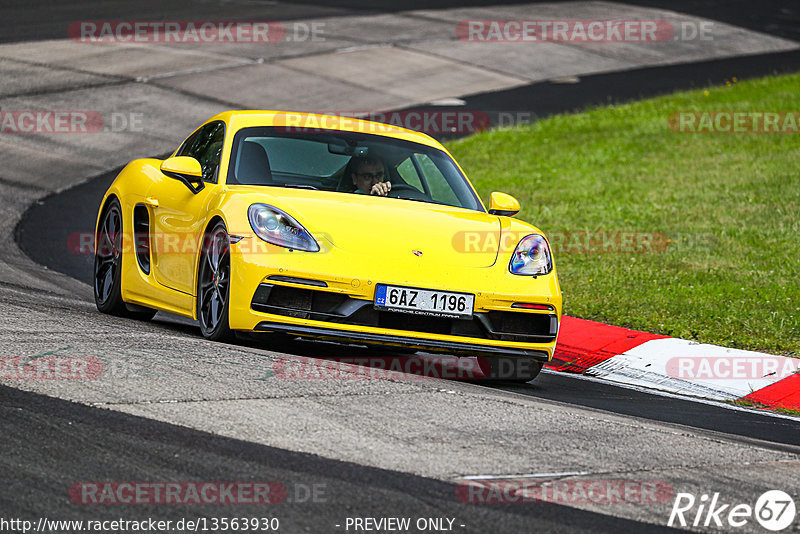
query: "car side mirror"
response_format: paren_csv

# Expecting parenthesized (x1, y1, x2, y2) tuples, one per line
(488, 191, 520, 217)
(160, 156, 205, 194)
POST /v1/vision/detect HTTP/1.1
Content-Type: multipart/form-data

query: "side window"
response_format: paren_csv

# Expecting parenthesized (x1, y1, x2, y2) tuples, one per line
(177, 122, 225, 183)
(416, 154, 459, 205)
(395, 157, 424, 192)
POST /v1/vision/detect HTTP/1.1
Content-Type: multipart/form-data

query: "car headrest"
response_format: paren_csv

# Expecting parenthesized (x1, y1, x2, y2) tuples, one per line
(237, 141, 273, 185)
(337, 158, 357, 192)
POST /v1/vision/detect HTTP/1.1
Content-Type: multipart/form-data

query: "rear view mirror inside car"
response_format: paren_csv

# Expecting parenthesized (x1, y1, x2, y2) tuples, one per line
(328, 142, 369, 156)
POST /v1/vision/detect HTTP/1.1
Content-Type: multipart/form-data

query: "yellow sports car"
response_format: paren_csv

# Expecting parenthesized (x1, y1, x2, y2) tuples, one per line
(94, 111, 561, 381)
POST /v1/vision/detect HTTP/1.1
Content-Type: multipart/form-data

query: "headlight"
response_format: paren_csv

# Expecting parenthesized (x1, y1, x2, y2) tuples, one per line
(509, 234, 552, 276)
(248, 204, 319, 252)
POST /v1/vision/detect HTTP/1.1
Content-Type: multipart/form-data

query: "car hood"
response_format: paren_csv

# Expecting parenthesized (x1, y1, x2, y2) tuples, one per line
(263, 189, 501, 268)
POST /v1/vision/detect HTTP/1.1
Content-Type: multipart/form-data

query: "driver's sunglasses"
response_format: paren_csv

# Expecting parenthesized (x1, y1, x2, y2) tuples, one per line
(356, 171, 385, 181)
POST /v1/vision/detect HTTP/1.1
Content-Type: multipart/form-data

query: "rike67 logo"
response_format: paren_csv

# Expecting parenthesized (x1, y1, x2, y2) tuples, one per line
(669, 490, 796, 531)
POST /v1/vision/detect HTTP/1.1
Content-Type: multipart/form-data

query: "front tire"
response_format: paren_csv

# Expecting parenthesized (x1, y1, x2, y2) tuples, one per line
(477, 357, 543, 383)
(197, 221, 234, 342)
(94, 198, 156, 320)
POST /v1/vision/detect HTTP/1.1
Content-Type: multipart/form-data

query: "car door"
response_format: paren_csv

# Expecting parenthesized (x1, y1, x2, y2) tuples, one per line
(150, 121, 225, 296)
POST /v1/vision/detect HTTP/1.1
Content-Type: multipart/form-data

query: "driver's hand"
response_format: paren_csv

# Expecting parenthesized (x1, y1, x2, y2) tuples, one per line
(370, 181, 392, 196)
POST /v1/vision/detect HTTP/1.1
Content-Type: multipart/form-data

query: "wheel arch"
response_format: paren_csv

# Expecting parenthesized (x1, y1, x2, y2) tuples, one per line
(191, 214, 228, 319)
(96, 193, 120, 231)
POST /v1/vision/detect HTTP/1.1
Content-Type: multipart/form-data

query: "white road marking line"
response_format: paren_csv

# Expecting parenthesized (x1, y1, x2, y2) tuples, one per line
(460, 471, 588, 480)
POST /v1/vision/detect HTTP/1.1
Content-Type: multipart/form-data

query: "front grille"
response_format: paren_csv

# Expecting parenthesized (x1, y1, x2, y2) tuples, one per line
(266, 285, 312, 310)
(251, 283, 556, 343)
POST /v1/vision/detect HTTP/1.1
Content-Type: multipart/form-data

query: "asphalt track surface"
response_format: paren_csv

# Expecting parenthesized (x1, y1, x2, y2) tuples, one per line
(5, 1, 800, 533)
(0, 387, 692, 532)
(2, 383, 694, 534)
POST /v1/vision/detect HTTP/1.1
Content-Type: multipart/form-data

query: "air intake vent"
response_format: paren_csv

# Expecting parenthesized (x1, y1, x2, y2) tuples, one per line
(133, 204, 151, 274)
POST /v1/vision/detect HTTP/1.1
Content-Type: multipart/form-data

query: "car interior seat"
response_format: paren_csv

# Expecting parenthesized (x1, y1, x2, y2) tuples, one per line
(236, 141, 273, 185)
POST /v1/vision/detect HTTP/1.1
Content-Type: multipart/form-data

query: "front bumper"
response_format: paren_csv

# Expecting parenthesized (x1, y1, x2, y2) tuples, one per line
(227, 237, 561, 360)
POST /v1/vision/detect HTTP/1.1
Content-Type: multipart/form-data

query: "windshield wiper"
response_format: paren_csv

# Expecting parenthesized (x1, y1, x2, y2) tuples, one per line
(395, 196, 433, 204)
(281, 184, 319, 190)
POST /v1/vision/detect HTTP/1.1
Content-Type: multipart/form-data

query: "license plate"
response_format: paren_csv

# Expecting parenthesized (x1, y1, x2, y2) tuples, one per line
(374, 284, 474, 319)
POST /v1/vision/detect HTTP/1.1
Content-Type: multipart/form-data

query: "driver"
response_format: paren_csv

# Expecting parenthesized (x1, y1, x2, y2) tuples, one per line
(351, 155, 392, 196)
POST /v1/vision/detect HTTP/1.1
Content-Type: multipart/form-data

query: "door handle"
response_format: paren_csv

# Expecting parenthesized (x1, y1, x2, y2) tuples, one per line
(145, 197, 159, 208)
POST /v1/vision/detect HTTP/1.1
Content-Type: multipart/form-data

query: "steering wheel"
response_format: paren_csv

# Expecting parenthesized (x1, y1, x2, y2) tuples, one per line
(387, 183, 428, 200)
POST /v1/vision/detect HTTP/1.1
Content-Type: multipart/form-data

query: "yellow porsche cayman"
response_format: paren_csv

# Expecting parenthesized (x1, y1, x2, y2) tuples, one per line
(94, 111, 561, 381)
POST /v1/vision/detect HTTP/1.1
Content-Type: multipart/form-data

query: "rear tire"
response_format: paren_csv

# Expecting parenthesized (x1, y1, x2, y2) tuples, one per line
(477, 357, 542, 383)
(197, 221, 235, 342)
(94, 198, 156, 320)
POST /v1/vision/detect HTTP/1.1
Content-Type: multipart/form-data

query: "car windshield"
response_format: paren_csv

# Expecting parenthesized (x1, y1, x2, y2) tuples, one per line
(225, 126, 484, 212)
